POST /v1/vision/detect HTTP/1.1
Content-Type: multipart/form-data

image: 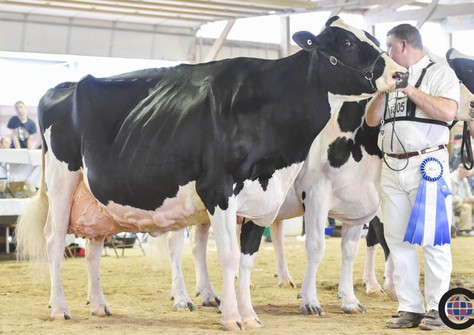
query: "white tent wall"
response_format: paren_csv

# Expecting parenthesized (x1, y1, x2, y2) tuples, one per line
(0, 12, 281, 63)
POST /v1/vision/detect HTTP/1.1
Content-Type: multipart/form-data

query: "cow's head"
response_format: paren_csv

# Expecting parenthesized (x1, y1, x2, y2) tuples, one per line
(293, 16, 408, 97)
(447, 48, 474, 121)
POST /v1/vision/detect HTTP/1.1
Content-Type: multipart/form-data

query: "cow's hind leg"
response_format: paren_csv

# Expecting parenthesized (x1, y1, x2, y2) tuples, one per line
(363, 244, 384, 295)
(190, 222, 220, 307)
(383, 253, 396, 300)
(363, 219, 384, 296)
(238, 221, 264, 328)
(45, 160, 80, 320)
(270, 220, 295, 288)
(86, 237, 111, 316)
(339, 224, 366, 314)
(168, 230, 196, 311)
(371, 217, 396, 300)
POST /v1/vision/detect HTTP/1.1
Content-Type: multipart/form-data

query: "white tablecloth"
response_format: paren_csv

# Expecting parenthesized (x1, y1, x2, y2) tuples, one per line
(0, 198, 32, 216)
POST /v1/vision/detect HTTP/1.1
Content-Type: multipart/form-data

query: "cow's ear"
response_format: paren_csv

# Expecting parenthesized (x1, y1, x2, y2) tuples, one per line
(326, 16, 339, 27)
(292, 31, 318, 51)
(446, 48, 455, 62)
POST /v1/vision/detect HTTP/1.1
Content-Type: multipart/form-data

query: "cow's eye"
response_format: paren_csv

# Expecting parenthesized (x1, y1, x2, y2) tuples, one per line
(344, 41, 352, 47)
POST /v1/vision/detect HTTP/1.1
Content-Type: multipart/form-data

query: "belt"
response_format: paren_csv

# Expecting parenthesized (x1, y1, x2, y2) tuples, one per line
(385, 144, 446, 159)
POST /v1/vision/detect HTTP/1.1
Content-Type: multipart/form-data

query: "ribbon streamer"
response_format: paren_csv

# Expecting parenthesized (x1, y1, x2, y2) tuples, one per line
(404, 157, 452, 246)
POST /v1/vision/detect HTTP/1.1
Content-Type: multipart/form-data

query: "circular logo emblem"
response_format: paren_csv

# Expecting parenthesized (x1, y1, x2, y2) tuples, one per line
(421, 157, 443, 182)
(439, 288, 474, 330)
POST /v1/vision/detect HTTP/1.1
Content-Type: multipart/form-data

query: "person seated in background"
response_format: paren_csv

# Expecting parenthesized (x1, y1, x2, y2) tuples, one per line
(449, 134, 463, 172)
(8, 100, 37, 149)
(0, 137, 12, 149)
(450, 163, 474, 236)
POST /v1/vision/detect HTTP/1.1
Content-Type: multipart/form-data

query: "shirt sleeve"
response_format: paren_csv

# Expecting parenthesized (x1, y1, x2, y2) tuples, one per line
(6, 116, 17, 130)
(430, 63, 460, 105)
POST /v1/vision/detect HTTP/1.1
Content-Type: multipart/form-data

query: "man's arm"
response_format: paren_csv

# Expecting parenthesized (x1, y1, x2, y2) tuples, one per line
(365, 92, 387, 127)
(402, 84, 457, 122)
(26, 137, 34, 149)
(11, 129, 21, 149)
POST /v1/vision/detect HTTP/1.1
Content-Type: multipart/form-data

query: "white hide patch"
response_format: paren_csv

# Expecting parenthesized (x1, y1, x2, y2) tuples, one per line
(458, 83, 474, 121)
(276, 102, 382, 226)
(331, 18, 378, 50)
(327, 92, 372, 115)
(235, 162, 304, 226)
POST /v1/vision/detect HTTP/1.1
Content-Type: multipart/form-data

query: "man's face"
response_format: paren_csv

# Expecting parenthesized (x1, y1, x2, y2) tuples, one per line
(1, 138, 11, 148)
(386, 35, 405, 68)
(15, 103, 27, 119)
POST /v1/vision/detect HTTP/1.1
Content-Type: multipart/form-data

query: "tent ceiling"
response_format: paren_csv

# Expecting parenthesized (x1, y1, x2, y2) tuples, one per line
(1, 0, 474, 30)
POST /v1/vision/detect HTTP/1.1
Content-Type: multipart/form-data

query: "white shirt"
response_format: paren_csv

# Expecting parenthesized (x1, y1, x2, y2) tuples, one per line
(378, 55, 460, 154)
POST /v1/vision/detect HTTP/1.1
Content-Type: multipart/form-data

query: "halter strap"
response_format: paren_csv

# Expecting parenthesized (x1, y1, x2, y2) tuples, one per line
(317, 50, 387, 91)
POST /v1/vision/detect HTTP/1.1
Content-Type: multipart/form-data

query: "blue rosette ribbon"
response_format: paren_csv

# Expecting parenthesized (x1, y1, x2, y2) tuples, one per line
(404, 157, 452, 246)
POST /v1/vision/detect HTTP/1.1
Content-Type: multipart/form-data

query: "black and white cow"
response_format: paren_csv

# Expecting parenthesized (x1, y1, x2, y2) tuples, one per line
(266, 48, 474, 315)
(447, 48, 474, 94)
(165, 67, 474, 316)
(265, 98, 386, 315)
(447, 48, 474, 135)
(158, 97, 395, 314)
(15, 17, 407, 331)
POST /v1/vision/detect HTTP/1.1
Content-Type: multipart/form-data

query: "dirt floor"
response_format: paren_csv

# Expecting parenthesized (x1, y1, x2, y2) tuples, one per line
(1, 232, 473, 335)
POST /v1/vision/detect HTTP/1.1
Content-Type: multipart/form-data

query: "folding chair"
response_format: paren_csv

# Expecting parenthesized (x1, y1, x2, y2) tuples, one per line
(104, 232, 145, 257)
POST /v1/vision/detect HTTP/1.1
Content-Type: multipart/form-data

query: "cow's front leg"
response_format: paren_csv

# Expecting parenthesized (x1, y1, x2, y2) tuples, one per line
(86, 237, 111, 317)
(190, 222, 220, 307)
(270, 220, 295, 288)
(237, 221, 264, 328)
(298, 207, 326, 316)
(209, 205, 243, 331)
(339, 224, 366, 314)
(167, 230, 196, 311)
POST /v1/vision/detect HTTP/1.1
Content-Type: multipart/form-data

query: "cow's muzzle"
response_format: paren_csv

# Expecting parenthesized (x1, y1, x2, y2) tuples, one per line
(394, 71, 409, 90)
(470, 101, 474, 118)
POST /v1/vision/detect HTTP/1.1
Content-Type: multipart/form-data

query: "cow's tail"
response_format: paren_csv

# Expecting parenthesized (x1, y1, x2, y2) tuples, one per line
(15, 149, 49, 277)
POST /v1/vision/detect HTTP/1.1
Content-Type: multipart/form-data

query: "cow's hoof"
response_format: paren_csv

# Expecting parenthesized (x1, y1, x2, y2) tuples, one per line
(92, 306, 112, 317)
(244, 318, 262, 329)
(51, 312, 71, 320)
(222, 321, 244, 331)
(341, 303, 367, 314)
(366, 288, 385, 297)
(274, 273, 296, 288)
(202, 297, 220, 307)
(300, 304, 324, 316)
(278, 280, 296, 289)
(174, 301, 197, 311)
(384, 288, 397, 301)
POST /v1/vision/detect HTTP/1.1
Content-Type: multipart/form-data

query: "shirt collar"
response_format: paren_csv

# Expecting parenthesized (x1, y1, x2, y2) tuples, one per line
(408, 55, 431, 76)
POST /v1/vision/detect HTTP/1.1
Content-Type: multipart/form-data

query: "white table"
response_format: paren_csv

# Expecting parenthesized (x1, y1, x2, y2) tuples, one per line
(0, 149, 41, 253)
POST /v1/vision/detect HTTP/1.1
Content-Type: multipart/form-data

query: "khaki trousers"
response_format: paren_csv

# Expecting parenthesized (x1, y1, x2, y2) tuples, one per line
(453, 202, 473, 232)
